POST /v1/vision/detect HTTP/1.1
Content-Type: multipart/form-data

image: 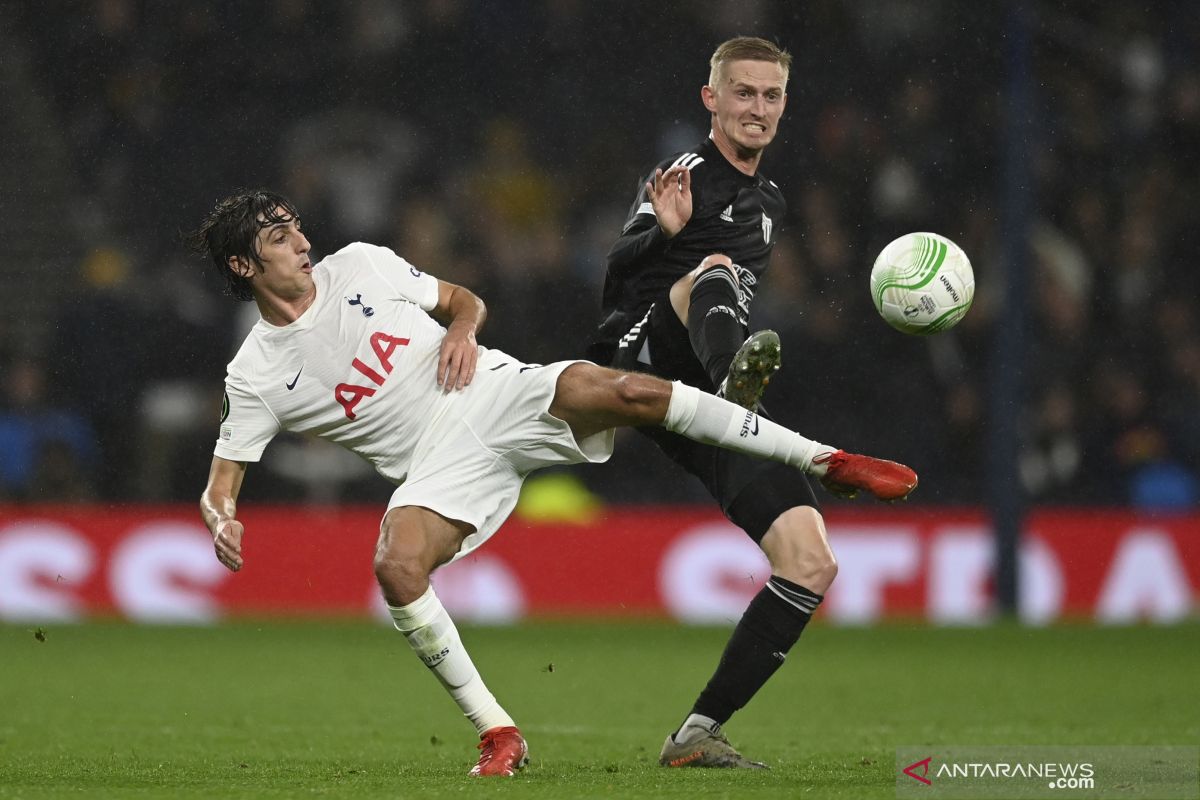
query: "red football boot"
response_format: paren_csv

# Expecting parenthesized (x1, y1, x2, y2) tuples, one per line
(815, 450, 918, 502)
(468, 726, 529, 777)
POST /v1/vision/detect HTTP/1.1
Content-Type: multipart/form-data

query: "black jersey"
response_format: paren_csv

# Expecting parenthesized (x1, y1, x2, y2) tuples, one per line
(590, 136, 786, 363)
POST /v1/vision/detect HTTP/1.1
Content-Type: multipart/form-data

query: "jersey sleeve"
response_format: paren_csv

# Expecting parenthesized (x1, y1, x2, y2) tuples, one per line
(358, 243, 439, 311)
(212, 373, 280, 462)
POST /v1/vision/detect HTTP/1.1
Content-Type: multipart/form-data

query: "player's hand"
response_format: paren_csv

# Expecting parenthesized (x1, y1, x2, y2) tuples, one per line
(213, 519, 245, 572)
(438, 321, 478, 392)
(647, 165, 693, 238)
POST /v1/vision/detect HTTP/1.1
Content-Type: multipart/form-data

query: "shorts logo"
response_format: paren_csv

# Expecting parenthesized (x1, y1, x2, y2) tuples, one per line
(220, 391, 230, 422)
(761, 213, 773, 244)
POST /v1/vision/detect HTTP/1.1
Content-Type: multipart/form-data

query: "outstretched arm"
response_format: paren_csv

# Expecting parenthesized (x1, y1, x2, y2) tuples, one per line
(201, 456, 248, 572)
(430, 279, 486, 392)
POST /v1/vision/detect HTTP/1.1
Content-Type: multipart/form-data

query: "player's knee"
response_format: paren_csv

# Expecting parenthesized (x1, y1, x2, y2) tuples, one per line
(613, 371, 667, 411)
(698, 254, 737, 276)
(777, 548, 837, 593)
(373, 527, 433, 604)
(762, 508, 838, 591)
(808, 551, 838, 587)
(794, 539, 837, 584)
(670, 256, 738, 322)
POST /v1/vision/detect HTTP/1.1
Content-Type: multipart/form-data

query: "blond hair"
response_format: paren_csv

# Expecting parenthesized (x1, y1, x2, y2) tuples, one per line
(708, 36, 792, 87)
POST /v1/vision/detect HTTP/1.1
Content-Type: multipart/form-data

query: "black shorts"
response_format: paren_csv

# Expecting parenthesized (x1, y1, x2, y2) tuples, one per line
(612, 302, 820, 542)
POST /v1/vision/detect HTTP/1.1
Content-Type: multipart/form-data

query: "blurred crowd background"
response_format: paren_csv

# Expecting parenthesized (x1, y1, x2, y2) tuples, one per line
(1, 0, 1197, 510)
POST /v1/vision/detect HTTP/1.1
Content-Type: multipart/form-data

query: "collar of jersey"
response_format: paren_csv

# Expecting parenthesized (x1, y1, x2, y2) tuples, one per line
(700, 136, 764, 185)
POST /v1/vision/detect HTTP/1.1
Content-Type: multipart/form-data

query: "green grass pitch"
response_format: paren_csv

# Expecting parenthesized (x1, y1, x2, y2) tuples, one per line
(2, 620, 1197, 798)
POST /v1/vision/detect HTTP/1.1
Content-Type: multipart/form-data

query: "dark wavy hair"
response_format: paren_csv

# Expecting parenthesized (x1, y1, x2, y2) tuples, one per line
(184, 189, 301, 301)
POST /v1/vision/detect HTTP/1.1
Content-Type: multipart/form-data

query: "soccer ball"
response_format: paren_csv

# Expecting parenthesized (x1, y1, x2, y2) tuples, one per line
(870, 232, 975, 335)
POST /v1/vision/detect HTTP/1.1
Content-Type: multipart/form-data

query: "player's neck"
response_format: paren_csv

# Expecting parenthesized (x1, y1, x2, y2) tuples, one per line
(255, 283, 318, 327)
(710, 128, 762, 176)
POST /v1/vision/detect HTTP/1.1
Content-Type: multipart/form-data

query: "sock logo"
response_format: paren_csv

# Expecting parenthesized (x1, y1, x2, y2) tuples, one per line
(739, 411, 759, 438)
(706, 305, 738, 319)
(421, 647, 450, 668)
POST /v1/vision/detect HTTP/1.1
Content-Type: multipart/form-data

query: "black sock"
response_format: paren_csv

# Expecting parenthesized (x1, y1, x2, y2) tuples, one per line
(687, 265, 745, 388)
(690, 576, 823, 726)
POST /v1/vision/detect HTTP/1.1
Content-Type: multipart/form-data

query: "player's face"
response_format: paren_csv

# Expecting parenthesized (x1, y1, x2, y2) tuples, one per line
(703, 59, 788, 159)
(234, 210, 313, 299)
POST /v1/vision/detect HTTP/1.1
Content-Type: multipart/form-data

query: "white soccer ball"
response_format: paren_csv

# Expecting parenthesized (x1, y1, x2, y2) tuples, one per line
(870, 232, 975, 335)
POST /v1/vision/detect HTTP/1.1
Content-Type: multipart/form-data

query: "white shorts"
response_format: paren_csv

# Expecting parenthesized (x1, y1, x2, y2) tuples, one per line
(385, 350, 615, 563)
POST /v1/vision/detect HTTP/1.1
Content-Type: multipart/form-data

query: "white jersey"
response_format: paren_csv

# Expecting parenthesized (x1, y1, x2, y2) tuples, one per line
(215, 242, 451, 484)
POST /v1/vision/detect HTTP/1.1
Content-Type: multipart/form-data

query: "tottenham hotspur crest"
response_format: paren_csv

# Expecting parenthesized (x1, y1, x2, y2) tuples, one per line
(346, 293, 374, 317)
(761, 212, 773, 244)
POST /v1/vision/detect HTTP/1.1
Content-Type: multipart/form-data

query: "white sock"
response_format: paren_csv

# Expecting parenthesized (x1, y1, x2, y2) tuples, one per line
(389, 585, 515, 736)
(674, 713, 721, 744)
(663, 382, 837, 475)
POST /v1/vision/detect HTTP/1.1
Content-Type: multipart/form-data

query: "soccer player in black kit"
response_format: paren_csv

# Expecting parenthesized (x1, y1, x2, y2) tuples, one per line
(589, 37, 918, 768)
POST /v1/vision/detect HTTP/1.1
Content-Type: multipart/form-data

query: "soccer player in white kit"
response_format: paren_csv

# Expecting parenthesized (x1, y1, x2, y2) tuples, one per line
(189, 190, 917, 777)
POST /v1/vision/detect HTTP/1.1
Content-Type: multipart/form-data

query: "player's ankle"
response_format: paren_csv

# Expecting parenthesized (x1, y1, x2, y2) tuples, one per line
(674, 713, 721, 745)
(807, 448, 841, 477)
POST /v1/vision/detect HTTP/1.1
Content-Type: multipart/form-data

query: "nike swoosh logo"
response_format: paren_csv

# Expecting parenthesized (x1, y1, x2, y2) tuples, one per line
(750, 417, 759, 436)
(285, 368, 303, 390)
